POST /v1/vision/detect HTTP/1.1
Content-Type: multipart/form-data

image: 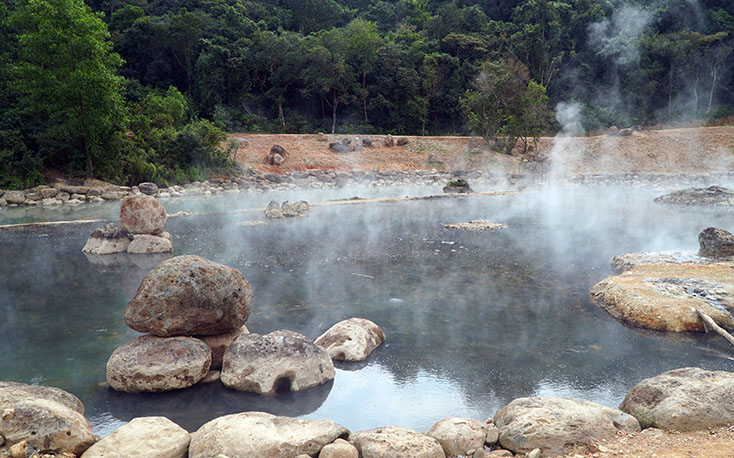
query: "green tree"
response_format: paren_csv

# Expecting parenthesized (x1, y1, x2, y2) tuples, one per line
(10, 0, 126, 178)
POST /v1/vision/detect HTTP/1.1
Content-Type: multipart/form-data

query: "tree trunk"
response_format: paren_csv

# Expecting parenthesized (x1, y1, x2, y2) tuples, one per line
(331, 89, 338, 134)
(668, 65, 674, 117)
(278, 101, 286, 130)
(693, 70, 699, 116)
(707, 67, 718, 114)
(362, 74, 368, 122)
(84, 138, 94, 176)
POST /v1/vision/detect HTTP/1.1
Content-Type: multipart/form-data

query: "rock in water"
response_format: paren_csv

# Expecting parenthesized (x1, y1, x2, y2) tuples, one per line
(443, 179, 473, 193)
(138, 182, 159, 196)
(493, 397, 639, 457)
(127, 233, 173, 254)
(426, 418, 488, 457)
(699, 227, 734, 258)
(195, 325, 249, 370)
(188, 412, 349, 458)
(654, 185, 734, 208)
(82, 223, 131, 255)
(106, 335, 211, 393)
(315, 318, 385, 361)
(0, 382, 95, 455)
(350, 426, 444, 458)
(120, 195, 167, 235)
(124, 255, 252, 336)
(620, 367, 734, 431)
(80, 416, 190, 458)
(221, 330, 334, 395)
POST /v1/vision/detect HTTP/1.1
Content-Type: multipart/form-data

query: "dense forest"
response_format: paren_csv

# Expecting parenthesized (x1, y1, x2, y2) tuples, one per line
(1, 0, 733, 188)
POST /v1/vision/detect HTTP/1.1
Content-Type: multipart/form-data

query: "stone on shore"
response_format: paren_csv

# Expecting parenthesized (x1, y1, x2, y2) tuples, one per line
(125, 255, 252, 337)
(494, 397, 640, 457)
(314, 318, 385, 361)
(82, 223, 132, 255)
(426, 418, 488, 457)
(138, 182, 159, 196)
(319, 438, 358, 458)
(80, 416, 190, 458)
(443, 179, 473, 193)
(350, 426, 444, 458)
(127, 233, 173, 254)
(0, 382, 95, 455)
(221, 330, 334, 395)
(654, 185, 734, 208)
(188, 412, 349, 458)
(3, 191, 25, 205)
(106, 335, 211, 393)
(196, 325, 249, 370)
(698, 227, 734, 258)
(619, 367, 734, 431)
(120, 195, 167, 235)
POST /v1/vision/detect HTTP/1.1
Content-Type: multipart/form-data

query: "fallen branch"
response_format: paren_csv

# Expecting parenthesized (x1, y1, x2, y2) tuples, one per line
(694, 308, 734, 347)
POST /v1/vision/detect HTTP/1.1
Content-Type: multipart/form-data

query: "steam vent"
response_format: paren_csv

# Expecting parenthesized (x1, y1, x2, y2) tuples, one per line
(82, 194, 172, 255)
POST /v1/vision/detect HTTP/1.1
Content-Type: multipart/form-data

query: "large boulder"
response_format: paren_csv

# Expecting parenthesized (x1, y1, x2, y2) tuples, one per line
(493, 397, 640, 457)
(314, 318, 385, 361)
(188, 412, 349, 458)
(0, 382, 95, 455)
(127, 233, 173, 254)
(82, 223, 132, 255)
(80, 416, 190, 458)
(349, 426, 444, 458)
(699, 227, 734, 258)
(195, 325, 249, 370)
(426, 418, 489, 457)
(138, 182, 159, 196)
(3, 191, 25, 205)
(124, 255, 252, 337)
(106, 335, 211, 393)
(120, 195, 167, 235)
(221, 330, 334, 395)
(591, 262, 734, 332)
(619, 367, 734, 431)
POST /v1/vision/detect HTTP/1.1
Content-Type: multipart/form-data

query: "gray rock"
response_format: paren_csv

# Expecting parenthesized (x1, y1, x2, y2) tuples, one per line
(3, 191, 25, 205)
(315, 318, 385, 361)
(138, 182, 159, 196)
(619, 367, 734, 431)
(0, 382, 95, 455)
(319, 438, 358, 458)
(443, 179, 473, 193)
(350, 426, 444, 458)
(426, 418, 488, 457)
(120, 195, 167, 235)
(396, 137, 410, 146)
(699, 227, 734, 258)
(188, 412, 349, 458)
(82, 223, 132, 255)
(221, 330, 334, 395)
(196, 325, 249, 370)
(127, 233, 173, 254)
(125, 255, 252, 337)
(494, 397, 640, 457)
(655, 185, 734, 208)
(40, 188, 58, 199)
(80, 416, 190, 458)
(106, 335, 212, 393)
(329, 142, 348, 154)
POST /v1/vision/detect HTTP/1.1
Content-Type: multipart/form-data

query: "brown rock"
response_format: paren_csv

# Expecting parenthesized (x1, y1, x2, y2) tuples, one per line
(196, 325, 250, 370)
(699, 227, 734, 258)
(315, 318, 385, 361)
(127, 233, 173, 254)
(119, 195, 167, 235)
(350, 426, 444, 458)
(319, 438, 358, 458)
(82, 223, 132, 255)
(80, 416, 190, 458)
(124, 255, 252, 337)
(427, 417, 487, 457)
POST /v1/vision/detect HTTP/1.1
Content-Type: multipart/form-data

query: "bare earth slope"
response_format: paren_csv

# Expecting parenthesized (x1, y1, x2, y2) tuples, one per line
(233, 126, 734, 175)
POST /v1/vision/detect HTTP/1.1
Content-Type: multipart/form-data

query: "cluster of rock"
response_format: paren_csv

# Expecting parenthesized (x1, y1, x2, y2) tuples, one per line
(606, 125, 643, 136)
(6, 366, 734, 457)
(82, 195, 172, 255)
(567, 171, 734, 187)
(444, 221, 507, 231)
(0, 181, 162, 208)
(655, 185, 734, 208)
(329, 137, 366, 154)
(443, 179, 474, 193)
(265, 144, 287, 166)
(591, 227, 734, 332)
(264, 199, 311, 219)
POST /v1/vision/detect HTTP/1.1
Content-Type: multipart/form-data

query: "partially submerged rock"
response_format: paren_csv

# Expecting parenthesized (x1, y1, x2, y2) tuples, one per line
(494, 397, 640, 457)
(350, 426, 444, 458)
(426, 417, 489, 457)
(699, 227, 734, 258)
(106, 335, 212, 393)
(196, 325, 250, 370)
(442, 179, 473, 193)
(443, 221, 507, 231)
(221, 330, 334, 395)
(620, 367, 734, 431)
(188, 412, 348, 458)
(125, 255, 252, 337)
(80, 416, 190, 458)
(127, 232, 173, 254)
(120, 195, 167, 235)
(654, 185, 734, 208)
(315, 318, 385, 361)
(82, 223, 131, 255)
(0, 382, 95, 455)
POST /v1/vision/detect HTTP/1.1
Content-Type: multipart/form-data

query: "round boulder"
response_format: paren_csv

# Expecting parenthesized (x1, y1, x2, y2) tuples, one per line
(138, 182, 159, 196)
(426, 417, 488, 457)
(494, 397, 640, 457)
(221, 330, 334, 395)
(350, 426, 444, 458)
(188, 412, 349, 458)
(319, 438, 358, 458)
(0, 381, 95, 455)
(106, 335, 212, 393)
(120, 195, 167, 235)
(80, 416, 190, 458)
(314, 318, 385, 361)
(124, 255, 252, 337)
(82, 223, 131, 255)
(619, 367, 734, 431)
(699, 227, 734, 258)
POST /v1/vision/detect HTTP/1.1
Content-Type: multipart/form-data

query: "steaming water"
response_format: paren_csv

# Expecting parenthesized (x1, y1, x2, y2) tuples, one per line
(1, 184, 733, 437)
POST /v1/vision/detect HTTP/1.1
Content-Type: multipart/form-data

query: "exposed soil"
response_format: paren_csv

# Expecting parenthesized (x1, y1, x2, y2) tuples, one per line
(232, 126, 734, 175)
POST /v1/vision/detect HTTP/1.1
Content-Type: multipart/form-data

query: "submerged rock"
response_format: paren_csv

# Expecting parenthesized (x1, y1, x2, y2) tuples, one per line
(106, 335, 211, 393)
(221, 330, 334, 395)
(620, 367, 734, 431)
(698, 227, 734, 258)
(315, 318, 385, 361)
(443, 221, 506, 231)
(0, 381, 95, 455)
(188, 412, 349, 458)
(442, 179, 473, 193)
(350, 426, 444, 458)
(494, 397, 640, 457)
(82, 223, 132, 255)
(80, 416, 190, 458)
(120, 195, 167, 235)
(125, 255, 252, 337)
(654, 185, 734, 208)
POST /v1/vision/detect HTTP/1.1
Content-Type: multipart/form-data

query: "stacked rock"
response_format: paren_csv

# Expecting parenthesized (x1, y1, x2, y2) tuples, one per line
(106, 255, 253, 392)
(82, 195, 172, 255)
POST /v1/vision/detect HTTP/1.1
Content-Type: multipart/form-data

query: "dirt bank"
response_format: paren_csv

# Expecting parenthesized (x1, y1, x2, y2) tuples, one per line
(232, 126, 734, 175)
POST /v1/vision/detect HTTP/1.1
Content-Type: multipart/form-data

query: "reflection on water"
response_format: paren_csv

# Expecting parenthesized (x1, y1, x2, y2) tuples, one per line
(1, 184, 733, 436)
